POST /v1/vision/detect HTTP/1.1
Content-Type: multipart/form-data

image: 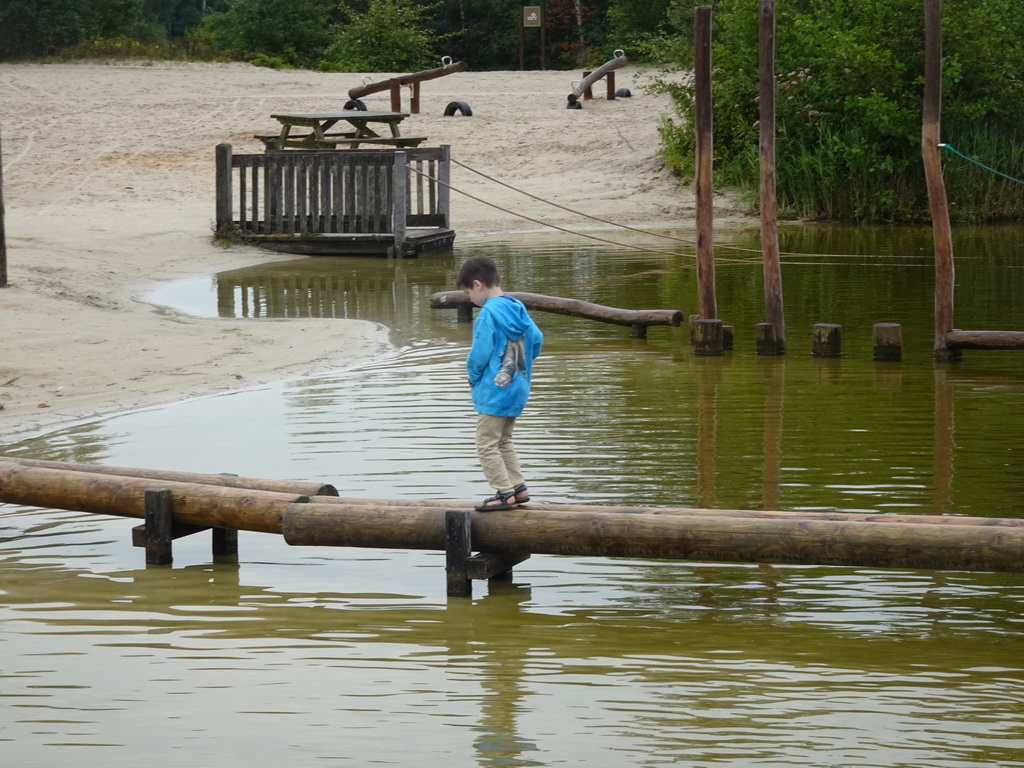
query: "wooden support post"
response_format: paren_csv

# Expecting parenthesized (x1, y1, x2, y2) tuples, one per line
(519, 14, 525, 71)
(215, 143, 233, 234)
(630, 324, 647, 339)
(438, 144, 452, 229)
(607, 71, 616, 100)
(143, 488, 174, 565)
(213, 527, 239, 556)
(923, 0, 959, 362)
(391, 150, 408, 258)
(756, 322, 783, 355)
(467, 551, 530, 582)
(443, 509, 530, 596)
(759, 0, 785, 351)
(445, 509, 473, 597)
(694, 6, 717, 321)
(389, 80, 402, 112)
(873, 323, 903, 361)
(693, 319, 724, 356)
(812, 323, 842, 357)
(457, 304, 474, 323)
(134, 488, 238, 563)
(689, 313, 700, 344)
(410, 81, 421, 114)
(722, 325, 734, 350)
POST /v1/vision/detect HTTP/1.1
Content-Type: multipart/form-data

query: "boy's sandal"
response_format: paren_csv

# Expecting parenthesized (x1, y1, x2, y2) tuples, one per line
(475, 489, 517, 511)
(513, 483, 530, 505)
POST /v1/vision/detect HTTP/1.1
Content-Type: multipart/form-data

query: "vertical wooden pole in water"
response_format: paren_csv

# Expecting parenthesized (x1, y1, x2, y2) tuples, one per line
(143, 489, 174, 565)
(1, 122, 9, 287)
(759, 0, 785, 353)
(391, 150, 408, 258)
(694, 6, 718, 322)
(215, 143, 233, 235)
(439, 144, 452, 228)
(873, 323, 903, 361)
(445, 509, 473, 597)
(923, 0, 959, 361)
(812, 323, 842, 357)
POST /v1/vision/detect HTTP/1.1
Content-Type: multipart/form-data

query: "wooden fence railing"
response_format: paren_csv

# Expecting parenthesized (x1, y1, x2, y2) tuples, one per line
(215, 144, 451, 255)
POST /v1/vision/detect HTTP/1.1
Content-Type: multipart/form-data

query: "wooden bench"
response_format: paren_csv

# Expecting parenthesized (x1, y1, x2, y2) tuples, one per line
(254, 133, 427, 150)
(317, 135, 428, 148)
(254, 131, 357, 148)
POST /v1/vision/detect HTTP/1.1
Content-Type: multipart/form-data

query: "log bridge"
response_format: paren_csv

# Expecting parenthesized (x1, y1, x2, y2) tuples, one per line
(3, 457, 1024, 598)
(431, 290, 683, 339)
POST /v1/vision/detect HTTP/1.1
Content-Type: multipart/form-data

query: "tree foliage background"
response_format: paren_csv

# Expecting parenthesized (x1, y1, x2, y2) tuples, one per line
(2, 0, 1023, 222)
(658, 0, 1024, 222)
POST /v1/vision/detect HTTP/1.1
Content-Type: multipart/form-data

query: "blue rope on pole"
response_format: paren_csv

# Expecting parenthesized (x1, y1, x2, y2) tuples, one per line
(939, 143, 1024, 186)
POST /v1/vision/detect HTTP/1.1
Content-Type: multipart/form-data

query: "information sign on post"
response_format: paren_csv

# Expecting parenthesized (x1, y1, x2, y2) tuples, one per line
(519, 6, 546, 70)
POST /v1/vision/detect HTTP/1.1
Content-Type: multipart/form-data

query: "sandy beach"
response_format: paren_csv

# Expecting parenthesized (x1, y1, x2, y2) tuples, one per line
(0, 60, 753, 441)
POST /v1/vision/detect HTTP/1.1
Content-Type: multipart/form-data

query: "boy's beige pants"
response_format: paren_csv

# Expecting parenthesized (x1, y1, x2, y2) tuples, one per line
(475, 413, 525, 493)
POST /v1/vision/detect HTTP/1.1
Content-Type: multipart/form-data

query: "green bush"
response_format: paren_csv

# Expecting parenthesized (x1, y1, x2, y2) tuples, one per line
(190, 0, 333, 68)
(657, 0, 1024, 223)
(319, 0, 442, 73)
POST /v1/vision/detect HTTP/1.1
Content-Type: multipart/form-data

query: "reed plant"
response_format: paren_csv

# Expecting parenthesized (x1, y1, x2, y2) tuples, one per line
(940, 124, 1024, 222)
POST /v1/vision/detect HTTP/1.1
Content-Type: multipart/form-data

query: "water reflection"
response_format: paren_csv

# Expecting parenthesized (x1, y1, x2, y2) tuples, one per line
(2, 510, 1023, 766)
(3, 225, 1024, 766)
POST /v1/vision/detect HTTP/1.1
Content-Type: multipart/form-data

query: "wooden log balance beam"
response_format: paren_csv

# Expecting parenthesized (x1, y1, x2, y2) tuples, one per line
(0, 460, 315, 534)
(946, 329, 1024, 350)
(6, 458, 1024, 593)
(0, 456, 338, 496)
(283, 500, 1024, 574)
(431, 290, 683, 339)
(568, 52, 628, 106)
(348, 60, 467, 113)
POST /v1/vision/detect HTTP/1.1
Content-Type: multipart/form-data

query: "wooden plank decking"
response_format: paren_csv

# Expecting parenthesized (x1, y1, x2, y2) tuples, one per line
(215, 144, 453, 257)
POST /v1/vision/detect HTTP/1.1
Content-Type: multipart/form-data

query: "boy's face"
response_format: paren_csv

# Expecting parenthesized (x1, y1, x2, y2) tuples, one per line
(462, 279, 489, 307)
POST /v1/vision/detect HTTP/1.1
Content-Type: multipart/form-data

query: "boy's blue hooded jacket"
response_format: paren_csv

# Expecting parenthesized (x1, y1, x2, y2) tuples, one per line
(466, 295, 543, 417)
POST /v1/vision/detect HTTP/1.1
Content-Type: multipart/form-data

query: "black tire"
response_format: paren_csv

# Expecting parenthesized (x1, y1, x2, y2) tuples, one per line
(615, 88, 632, 98)
(443, 100, 472, 116)
(567, 101, 583, 110)
(343, 99, 367, 111)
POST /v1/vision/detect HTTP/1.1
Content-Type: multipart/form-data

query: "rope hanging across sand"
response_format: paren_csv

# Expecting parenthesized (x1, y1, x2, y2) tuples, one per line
(404, 162, 760, 265)
(408, 161, 917, 265)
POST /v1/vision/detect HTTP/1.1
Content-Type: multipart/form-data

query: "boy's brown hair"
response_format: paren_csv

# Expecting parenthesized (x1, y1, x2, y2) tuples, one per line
(457, 256, 501, 289)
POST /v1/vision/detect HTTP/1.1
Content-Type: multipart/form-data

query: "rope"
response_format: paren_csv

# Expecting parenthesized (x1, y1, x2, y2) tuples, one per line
(409, 161, 919, 265)
(453, 158, 700, 246)
(940, 144, 1024, 186)
(405, 163, 761, 265)
(451, 158, 769, 257)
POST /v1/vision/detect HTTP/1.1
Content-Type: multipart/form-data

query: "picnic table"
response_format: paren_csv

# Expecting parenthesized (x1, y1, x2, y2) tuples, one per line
(257, 111, 428, 150)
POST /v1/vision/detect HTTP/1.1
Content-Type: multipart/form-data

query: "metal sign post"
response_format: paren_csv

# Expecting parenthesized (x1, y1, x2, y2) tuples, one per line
(519, 6, 545, 70)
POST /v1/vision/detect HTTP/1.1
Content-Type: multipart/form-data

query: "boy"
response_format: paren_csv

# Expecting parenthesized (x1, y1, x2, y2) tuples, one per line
(457, 256, 543, 511)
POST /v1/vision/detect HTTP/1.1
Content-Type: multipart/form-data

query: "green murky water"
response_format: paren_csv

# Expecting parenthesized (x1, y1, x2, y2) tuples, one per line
(2, 225, 1023, 766)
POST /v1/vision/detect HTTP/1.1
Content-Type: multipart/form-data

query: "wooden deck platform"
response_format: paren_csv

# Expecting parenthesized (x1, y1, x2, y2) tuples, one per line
(216, 144, 453, 258)
(254, 227, 455, 257)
